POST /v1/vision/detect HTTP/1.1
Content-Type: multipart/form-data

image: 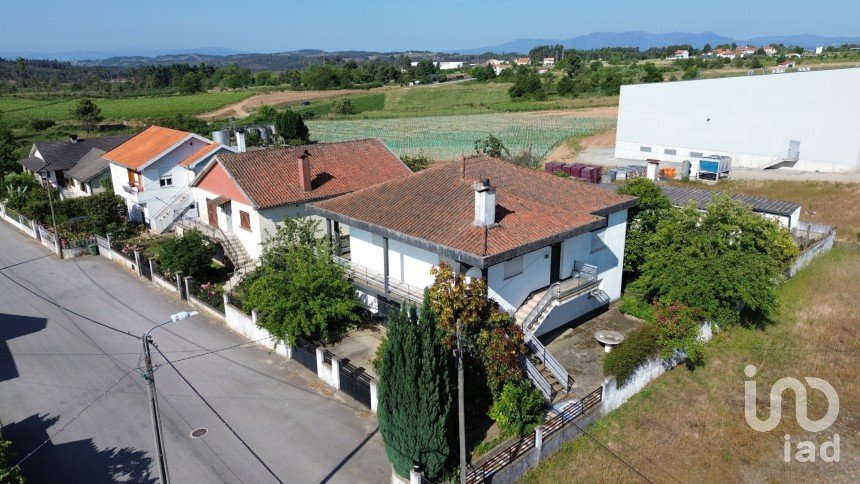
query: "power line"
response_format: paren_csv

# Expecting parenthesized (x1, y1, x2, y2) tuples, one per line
(153, 345, 284, 484)
(0, 270, 140, 340)
(13, 369, 136, 469)
(590, 419, 681, 483)
(165, 337, 271, 365)
(569, 419, 655, 484)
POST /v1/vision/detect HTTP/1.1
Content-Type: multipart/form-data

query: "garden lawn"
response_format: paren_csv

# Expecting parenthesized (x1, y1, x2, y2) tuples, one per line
(521, 244, 859, 483)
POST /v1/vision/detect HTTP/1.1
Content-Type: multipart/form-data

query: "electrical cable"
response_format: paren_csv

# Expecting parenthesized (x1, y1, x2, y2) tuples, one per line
(153, 344, 284, 483)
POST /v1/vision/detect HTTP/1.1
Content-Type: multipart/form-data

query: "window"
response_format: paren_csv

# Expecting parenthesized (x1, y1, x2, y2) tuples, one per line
(664, 148, 677, 155)
(503, 256, 523, 279)
(690, 151, 704, 158)
(239, 210, 251, 231)
(159, 173, 173, 187)
(639, 146, 652, 153)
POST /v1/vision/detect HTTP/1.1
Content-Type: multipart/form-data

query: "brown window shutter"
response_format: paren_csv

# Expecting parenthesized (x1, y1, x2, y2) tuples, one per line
(240, 211, 251, 230)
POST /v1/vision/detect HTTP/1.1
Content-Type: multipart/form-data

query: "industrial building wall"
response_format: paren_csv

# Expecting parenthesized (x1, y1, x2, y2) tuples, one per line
(615, 68, 860, 173)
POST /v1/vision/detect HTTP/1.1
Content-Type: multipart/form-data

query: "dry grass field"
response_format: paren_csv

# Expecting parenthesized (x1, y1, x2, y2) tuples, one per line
(522, 245, 860, 483)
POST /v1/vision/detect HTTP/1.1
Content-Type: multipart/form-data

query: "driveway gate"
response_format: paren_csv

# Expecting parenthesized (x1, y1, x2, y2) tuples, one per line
(292, 339, 317, 373)
(338, 360, 372, 408)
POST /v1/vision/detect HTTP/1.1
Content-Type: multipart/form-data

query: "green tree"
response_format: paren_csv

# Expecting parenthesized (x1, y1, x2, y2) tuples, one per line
(378, 300, 454, 479)
(274, 109, 309, 144)
(617, 178, 671, 280)
(246, 220, 358, 344)
(508, 72, 545, 100)
(70, 98, 103, 132)
(474, 134, 510, 159)
(178, 72, 203, 94)
(255, 104, 277, 122)
(642, 63, 663, 83)
(1, 431, 24, 484)
(472, 65, 496, 82)
(331, 98, 356, 115)
(556, 76, 576, 96)
(0, 123, 20, 176)
(629, 195, 799, 326)
(153, 229, 215, 279)
(401, 154, 431, 172)
(489, 382, 544, 437)
(682, 67, 698, 80)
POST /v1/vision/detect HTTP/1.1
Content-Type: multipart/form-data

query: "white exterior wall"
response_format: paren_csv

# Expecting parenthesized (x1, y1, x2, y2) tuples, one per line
(615, 68, 860, 173)
(487, 246, 551, 313)
(349, 227, 439, 289)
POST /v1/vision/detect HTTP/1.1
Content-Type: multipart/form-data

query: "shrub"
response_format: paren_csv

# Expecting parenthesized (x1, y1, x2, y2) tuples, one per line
(255, 104, 277, 122)
(331, 98, 357, 115)
(618, 293, 655, 323)
(653, 301, 705, 364)
(274, 109, 309, 143)
(1, 431, 23, 484)
(603, 325, 659, 386)
(401, 154, 431, 172)
(152, 229, 215, 280)
(489, 382, 544, 437)
(30, 119, 56, 131)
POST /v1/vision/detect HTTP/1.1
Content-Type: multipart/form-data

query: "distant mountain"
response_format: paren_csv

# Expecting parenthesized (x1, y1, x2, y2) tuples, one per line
(0, 47, 248, 61)
(454, 31, 860, 55)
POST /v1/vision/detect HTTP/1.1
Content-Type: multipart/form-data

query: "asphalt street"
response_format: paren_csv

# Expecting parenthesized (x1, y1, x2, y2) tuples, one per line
(0, 219, 389, 483)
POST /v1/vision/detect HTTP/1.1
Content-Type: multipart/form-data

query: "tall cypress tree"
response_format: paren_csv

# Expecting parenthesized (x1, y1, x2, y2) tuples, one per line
(378, 301, 453, 479)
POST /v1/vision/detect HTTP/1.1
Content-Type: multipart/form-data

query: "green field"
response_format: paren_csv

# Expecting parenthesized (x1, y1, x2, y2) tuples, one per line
(308, 112, 615, 160)
(0, 91, 253, 127)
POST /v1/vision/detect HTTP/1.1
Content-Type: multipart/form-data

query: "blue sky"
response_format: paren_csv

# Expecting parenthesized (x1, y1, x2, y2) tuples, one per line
(0, 0, 857, 54)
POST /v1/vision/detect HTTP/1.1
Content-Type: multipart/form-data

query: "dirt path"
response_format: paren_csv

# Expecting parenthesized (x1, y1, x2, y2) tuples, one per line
(198, 89, 366, 120)
(546, 128, 617, 162)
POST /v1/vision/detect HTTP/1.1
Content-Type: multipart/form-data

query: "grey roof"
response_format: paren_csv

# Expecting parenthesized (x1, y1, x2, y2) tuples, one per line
(66, 148, 109, 183)
(18, 156, 46, 172)
(32, 134, 132, 172)
(600, 183, 801, 217)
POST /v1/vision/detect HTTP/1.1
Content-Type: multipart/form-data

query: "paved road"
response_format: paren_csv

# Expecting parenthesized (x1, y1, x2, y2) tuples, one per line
(0, 220, 389, 483)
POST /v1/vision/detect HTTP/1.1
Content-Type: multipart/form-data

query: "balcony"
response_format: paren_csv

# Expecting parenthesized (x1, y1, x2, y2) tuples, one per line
(333, 255, 424, 306)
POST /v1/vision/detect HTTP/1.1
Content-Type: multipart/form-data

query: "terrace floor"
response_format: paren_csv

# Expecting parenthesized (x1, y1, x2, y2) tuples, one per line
(324, 325, 387, 379)
(540, 303, 644, 397)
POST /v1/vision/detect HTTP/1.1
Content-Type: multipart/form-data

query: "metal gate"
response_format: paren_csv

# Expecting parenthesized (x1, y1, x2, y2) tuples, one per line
(338, 360, 372, 408)
(139, 257, 152, 280)
(292, 339, 317, 373)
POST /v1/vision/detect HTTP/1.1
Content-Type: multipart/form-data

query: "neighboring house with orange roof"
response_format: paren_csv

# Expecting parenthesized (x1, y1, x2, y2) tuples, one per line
(103, 125, 233, 232)
(189, 139, 412, 260)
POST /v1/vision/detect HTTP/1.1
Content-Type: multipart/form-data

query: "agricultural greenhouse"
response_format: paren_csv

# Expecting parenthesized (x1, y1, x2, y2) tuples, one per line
(308, 112, 615, 160)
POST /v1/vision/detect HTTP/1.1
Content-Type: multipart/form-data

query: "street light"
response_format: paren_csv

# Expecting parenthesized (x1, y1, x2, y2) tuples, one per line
(143, 311, 197, 484)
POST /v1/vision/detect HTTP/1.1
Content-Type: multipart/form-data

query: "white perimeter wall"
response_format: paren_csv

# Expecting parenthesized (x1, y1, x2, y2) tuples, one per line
(615, 68, 860, 172)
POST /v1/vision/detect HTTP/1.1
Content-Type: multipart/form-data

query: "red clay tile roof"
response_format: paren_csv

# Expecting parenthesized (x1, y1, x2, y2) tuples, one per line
(207, 139, 412, 209)
(309, 156, 637, 266)
(179, 142, 222, 168)
(103, 126, 192, 170)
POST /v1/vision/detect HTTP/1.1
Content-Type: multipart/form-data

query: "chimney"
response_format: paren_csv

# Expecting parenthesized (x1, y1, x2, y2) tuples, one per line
(235, 129, 247, 153)
(298, 150, 312, 192)
(646, 159, 660, 181)
(69, 134, 78, 143)
(473, 178, 496, 227)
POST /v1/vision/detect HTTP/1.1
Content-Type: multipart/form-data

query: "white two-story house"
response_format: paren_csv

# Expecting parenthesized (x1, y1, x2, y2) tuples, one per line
(308, 155, 638, 397)
(103, 126, 232, 233)
(189, 139, 412, 261)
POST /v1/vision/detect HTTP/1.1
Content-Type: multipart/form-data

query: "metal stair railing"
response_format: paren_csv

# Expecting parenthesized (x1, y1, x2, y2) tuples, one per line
(151, 187, 195, 233)
(526, 336, 573, 393)
(522, 261, 600, 338)
(520, 355, 554, 400)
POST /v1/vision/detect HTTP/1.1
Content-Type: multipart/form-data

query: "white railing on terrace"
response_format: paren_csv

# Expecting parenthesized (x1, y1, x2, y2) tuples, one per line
(333, 255, 424, 305)
(152, 186, 195, 231)
(521, 262, 600, 338)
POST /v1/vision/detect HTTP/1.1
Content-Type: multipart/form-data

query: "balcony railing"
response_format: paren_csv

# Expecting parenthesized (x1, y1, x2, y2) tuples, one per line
(333, 255, 424, 305)
(121, 182, 143, 195)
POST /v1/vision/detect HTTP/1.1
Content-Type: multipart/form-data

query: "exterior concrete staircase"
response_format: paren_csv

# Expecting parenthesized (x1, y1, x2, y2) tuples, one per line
(151, 187, 195, 234)
(175, 216, 257, 289)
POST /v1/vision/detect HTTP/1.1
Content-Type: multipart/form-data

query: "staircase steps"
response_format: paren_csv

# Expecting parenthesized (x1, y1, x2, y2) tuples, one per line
(528, 355, 565, 397)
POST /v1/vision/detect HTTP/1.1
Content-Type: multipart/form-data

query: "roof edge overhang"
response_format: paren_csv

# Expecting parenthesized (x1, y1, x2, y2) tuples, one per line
(191, 155, 260, 210)
(306, 204, 611, 268)
(106, 133, 211, 171)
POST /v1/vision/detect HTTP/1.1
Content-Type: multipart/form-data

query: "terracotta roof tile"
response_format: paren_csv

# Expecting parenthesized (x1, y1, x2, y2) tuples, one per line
(179, 142, 222, 167)
(309, 156, 638, 265)
(103, 126, 192, 170)
(211, 139, 411, 209)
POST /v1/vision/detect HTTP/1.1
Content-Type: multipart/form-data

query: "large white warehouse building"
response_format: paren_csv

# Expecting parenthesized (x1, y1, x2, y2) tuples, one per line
(615, 68, 860, 173)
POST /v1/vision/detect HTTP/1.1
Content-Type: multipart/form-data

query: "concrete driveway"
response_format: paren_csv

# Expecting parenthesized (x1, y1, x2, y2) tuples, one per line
(0, 220, 388, 483)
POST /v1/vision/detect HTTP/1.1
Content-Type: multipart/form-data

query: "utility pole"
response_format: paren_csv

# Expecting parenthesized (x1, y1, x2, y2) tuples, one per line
(456, 319, 466, 484)
(143, 333, 169, 484)
(39, 170, 62, 259)
(142, 311, 197, 484)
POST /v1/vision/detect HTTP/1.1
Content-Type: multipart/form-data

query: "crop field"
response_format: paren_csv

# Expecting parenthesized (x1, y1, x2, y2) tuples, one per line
(0, 91, 252, 127)
(308, 112, 616, 160)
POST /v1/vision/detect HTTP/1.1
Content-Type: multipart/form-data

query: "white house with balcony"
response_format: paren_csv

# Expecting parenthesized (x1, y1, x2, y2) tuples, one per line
(103, 125, 233, 233)
(307, 155, 638, 400)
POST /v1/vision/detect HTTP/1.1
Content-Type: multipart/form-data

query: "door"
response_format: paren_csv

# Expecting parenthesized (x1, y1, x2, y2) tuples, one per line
(206, 199, 218, 227)
(787, 140, 800, 161)
(222, 203, 233, 232)
(550, 242, 561, 282)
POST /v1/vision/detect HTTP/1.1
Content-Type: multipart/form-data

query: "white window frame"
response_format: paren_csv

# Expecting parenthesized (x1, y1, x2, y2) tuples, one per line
(503, 256, 523, 279)
(159, 172, 173, 187)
